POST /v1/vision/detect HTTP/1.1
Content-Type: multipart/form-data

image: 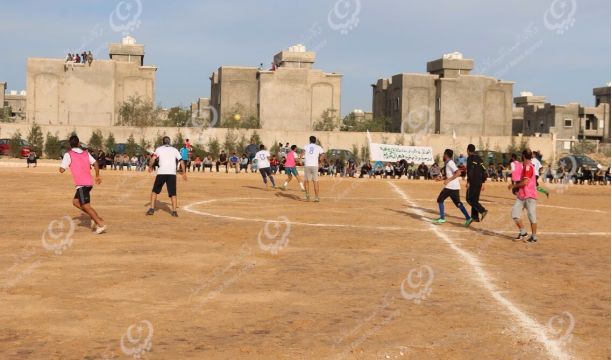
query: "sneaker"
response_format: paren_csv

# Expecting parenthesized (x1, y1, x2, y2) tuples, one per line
(95, 225, 107, 234)
(314, 197, 320, 203)
(480, 210, 488, 221)
(527, 236, 537, 243)
(280, 185, 287, 191)
(432, 218, 446, 224)
(171, 211, 179, 217)
(464, 218, 473, 227)
(146, 208, 155, 216)
(90, 220, 97, 232)
(514, 231, 528, 241)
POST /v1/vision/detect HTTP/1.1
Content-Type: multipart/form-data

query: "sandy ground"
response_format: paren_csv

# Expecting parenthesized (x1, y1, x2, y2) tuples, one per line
(0, 162, 609, 360)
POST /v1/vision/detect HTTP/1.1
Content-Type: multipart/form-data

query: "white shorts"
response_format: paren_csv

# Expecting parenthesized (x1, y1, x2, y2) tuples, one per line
(304, 166, 319, 181)
(512, 198, 537, 223)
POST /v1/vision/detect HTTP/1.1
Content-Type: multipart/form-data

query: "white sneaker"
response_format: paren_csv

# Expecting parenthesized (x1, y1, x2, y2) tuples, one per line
(90, 220, 97, 232)
(95, 225, 107, 234)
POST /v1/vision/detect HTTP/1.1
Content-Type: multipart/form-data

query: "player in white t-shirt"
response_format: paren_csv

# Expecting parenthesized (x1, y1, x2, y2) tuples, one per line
(254, 144, 276, 189)
(432, 149, 473, 226)
(146, 136, 187, 217)
(531, 151, 549, 198)
(302, 136, 325, 202)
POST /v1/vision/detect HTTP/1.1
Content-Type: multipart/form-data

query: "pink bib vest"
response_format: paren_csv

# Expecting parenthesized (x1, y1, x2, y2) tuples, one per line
(518, 161, 537, 200)
(285, 151, 296, 167)
(511, 160, 523, 182)
(68, 150, 93, 186)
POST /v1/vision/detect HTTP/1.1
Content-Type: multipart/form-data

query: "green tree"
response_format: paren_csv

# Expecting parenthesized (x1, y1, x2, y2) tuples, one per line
(165, 106, 192, 127)
(126, 134, 137, 156)
(88, 129, 104, 150)
(9, 130, 22, 158)
(153, 132, 167, 148)
(44, 132, 62, 159)
(359, 145, 370, 163)
(105, 132, 116, 153)
(117, 95, 161, 127)
(249, 131, 262, 145)
(351, 144, 359, 159)
(236, 133, 248, 154)
(139, 137, 151, 153)
(312, 108, 339, 131)
(207, 137, 220, 159)
(27, 122, 44, 154)
(173, 132, 185, 148)
(221, 103, 260, 129)
(223, 129, 238, 154)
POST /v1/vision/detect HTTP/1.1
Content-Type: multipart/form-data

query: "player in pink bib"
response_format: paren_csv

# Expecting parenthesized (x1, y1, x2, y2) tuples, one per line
(508, 149, 537, 243)
(280, 145, 305, 191)
(59, 135, 106, 234)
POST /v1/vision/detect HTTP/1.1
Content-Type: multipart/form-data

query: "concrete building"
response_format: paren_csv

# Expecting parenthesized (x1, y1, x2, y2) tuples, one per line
(207, 44, 342, 131)
(5, 90, 27, 121)
(26, 36, 156, 126)
(0, 82, 5, 113)
(513, 87, 610, 143)
(372, 52, 514, 136)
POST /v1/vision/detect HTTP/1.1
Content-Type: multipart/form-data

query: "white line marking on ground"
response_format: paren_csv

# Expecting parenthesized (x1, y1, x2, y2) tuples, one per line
(182, 198, 608, 237)
(387, 182, 572, 360)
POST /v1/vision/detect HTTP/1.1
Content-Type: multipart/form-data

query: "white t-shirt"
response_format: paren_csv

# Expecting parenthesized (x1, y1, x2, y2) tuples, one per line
(531, 157, 542, 175)
(303, 143, 324, 167)
(255, 150, 271, 169)
(155, 145, 182, 175)
(60, 148, 96, 169)
(444, 159, 461, 190)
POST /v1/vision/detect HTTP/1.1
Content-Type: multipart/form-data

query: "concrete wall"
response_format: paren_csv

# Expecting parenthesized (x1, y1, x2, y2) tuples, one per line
(259, 68, 341, 131)
(0, 123, 558, 162)
(212, 67, 259, 123)
(438, 76, 512, 136)
(26, 58, 155, 126)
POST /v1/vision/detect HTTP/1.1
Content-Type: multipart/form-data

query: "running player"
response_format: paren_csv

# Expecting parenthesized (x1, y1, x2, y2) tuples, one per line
(465, 144, 488, 222)
(531, 151, 550, 198)
(433, 149, 473, 226)
(255, 144, 276, 189)
(302, 136, 325, 202)
(147, 136, 187, 217)
(281, 145, 305, 191)
(59, 135, 107, 234)
(508, 148, 538, 243)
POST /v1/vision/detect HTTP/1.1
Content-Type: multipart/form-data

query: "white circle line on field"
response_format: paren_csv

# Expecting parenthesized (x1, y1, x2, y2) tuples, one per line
(182, 198, 609, 237)
(388, 182, 571, 360)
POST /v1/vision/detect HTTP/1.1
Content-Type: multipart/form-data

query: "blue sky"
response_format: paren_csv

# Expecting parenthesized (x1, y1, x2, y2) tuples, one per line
(1, 0, 609, 116)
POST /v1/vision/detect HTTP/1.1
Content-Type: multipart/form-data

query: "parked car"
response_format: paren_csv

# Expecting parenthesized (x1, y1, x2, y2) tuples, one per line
(558, 155, 600, 172)
(327, 149, 357, 163)
(0, 138, 31, 158)
(114, 143, 149, 156)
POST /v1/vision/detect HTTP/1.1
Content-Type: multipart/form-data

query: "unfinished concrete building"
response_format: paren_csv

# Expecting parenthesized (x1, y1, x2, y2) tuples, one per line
(371, 52, 514, 136)
(513, 86, 610, 143)
(26, 36, 157, 126)
(207, 45, 342, 131)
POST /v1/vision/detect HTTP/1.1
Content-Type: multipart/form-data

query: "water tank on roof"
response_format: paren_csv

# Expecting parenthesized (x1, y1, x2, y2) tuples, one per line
(122, 35, 136, 45)
(10, 90, 17, 95)
(520, 91, 534, 97)
(442, 51, 463, 60)
(20, 90, 26, 96)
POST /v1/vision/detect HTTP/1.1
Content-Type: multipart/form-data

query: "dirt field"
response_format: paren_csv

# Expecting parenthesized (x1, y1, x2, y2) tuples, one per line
(0, 163, 609, 360)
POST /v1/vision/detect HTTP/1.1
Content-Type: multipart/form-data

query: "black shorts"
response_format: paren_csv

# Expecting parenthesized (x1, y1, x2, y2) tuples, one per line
(74, 186, 93, 205)
(259, 167, 272, 177)
(152, 175, 177, 197)
(437, 188, 462, 206)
